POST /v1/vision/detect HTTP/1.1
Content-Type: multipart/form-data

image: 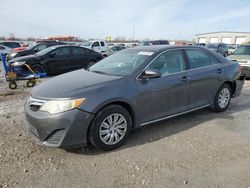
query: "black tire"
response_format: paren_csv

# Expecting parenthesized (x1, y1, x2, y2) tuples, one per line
(31, 64, 46, 74)
(88, 105, 132, 150)
(224, 52, 228, 57)
(210, 83, 231, 112)
(9, 81, 17, 89)
(85, 61, 96, 70)
(26, 80, 36, 87)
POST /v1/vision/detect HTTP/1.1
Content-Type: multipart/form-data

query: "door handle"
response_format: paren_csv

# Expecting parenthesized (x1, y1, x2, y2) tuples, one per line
(217, 68, 223, 74)
(182, 76, 190, 81)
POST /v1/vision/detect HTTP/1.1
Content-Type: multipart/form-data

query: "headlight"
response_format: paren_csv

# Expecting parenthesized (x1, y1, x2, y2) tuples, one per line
(40, 98, 85, 114)
(12, 61, 26, 66)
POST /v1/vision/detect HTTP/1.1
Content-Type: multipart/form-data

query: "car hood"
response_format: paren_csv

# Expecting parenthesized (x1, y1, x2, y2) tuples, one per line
(9, 54, 38, 63)
(31, 69, 122, 99)
(228, 54, 250, 61)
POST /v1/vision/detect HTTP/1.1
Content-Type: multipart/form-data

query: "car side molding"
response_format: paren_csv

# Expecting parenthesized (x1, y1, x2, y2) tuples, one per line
(140, 104, 210, 126)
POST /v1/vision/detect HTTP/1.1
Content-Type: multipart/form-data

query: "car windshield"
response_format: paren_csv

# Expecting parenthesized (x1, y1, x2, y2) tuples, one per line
(82, 41, 92, 47)
(207, 44, 218, 48)
(89, 49, 154, 76)
(234, 46, 250, 55)
(36, 46, 56, 56)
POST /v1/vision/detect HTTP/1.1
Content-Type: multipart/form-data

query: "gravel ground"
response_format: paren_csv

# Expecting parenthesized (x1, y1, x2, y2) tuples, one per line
(0, 65, 250, 188)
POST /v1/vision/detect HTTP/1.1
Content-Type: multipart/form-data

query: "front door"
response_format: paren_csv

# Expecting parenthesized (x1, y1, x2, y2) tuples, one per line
(137, 49, 190, 124)
(47, 47, 71, 75)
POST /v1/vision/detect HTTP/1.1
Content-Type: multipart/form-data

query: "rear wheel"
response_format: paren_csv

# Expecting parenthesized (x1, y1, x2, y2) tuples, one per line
(210, 83, 231, 112)
(88, 105, 132, 150)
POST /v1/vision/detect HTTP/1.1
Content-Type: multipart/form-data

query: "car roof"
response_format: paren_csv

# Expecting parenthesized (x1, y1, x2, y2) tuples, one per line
(132, 45, 206, 53)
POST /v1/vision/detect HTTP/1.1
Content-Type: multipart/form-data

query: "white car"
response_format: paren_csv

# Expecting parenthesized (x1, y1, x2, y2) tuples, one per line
(0, 45, 12, 59)
(81, 40, 109, 56)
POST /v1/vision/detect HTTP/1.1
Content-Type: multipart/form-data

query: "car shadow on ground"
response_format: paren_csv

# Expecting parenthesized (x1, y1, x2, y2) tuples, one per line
(68, 93, 250, 155)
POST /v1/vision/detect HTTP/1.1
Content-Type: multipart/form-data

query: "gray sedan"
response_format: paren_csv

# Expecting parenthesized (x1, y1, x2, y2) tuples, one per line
(25, 46, 244, 150)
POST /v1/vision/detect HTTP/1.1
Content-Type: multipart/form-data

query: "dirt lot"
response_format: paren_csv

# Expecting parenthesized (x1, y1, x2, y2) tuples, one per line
(0, 67, 250, 188)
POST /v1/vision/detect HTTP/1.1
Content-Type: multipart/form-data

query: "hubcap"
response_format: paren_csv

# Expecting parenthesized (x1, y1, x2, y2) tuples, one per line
(99, 113, 127, 145)
(218, 88, 230, 108)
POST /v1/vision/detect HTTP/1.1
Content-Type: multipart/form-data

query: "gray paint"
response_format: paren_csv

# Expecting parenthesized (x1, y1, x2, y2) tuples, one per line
(25, 45, 244, 148)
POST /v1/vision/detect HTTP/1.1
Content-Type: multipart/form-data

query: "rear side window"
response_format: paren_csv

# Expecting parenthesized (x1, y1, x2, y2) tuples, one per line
(72, 47, 89, 55)
(0, 46, 5, 50)
(185, 49, 211, 69)
(52, 47, 70, 56)
(210, 55, 221, 65)
(100, 41, 105, 46)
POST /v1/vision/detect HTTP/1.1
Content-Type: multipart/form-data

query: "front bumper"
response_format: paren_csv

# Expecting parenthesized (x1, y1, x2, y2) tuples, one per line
(25, 102, 94, 149)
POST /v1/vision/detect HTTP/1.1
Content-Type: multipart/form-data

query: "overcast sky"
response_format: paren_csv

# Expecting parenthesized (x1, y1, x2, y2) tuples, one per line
(1, 0, 250, 40)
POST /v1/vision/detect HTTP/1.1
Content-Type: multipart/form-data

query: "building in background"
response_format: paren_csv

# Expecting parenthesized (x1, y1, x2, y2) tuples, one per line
(194, 31, 250, 44)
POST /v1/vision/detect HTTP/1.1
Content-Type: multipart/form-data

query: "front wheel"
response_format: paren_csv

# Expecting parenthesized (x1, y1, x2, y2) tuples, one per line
(88, 105, 132, 150)
(210, 83, 231, 112)
(31, 64, 46, 74)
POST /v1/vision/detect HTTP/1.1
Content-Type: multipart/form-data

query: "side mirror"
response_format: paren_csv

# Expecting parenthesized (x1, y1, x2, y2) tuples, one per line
(33, 49, 38, 52)
(140, 70, 161, 79)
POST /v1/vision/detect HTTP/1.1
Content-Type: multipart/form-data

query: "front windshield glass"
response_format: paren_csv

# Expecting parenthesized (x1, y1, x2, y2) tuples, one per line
(82, 41, 92, 47)
(207, 44, 218, 48)
(89, 49, 154, 76)
(234, 46, 250, 55)
(36, 46, 56, 56)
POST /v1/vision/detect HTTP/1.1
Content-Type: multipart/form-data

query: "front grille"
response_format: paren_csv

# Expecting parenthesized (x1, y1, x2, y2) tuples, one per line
(46, 129, 65, 145)
(27, 97, 47, 111)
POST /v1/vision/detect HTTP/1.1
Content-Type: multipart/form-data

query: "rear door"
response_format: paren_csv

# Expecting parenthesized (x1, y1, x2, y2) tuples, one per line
(185, 49, 224, 109)
(71, 47, 91, 69)
(46, 47, 71, 74)
(137, 49, 190, 124)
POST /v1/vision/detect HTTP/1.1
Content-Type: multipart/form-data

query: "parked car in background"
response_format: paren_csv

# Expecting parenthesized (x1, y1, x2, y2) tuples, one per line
(138, 40, 169, 46)
(24, 45, 244, 150)
(228, 44, 250, 77)
(9, 45, 103, 75)
(138, 41, 152, 46)
(82, 40, 109, 56)
(106, 45, 126, 56)
(228, 44, 237, 55)
(0, 41, 22, 49)
(206, 43, 229, 57)
(8, 41, 65, 60)
(0, 45, 12, 59)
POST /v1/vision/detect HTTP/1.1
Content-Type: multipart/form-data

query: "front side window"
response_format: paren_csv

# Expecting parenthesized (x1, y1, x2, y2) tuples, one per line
(186, 49, 211, 69)
(147, 50, 185, 76)
(0, 46, 5, 50)
(92, 42, 100, 47)
(52, 47, 70, 56)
